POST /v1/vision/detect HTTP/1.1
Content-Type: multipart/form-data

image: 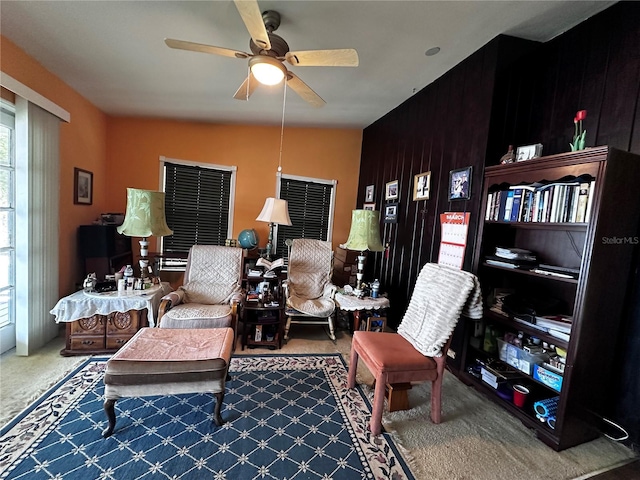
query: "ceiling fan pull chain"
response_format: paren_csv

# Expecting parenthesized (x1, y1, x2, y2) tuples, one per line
(278, 81, 287, 173)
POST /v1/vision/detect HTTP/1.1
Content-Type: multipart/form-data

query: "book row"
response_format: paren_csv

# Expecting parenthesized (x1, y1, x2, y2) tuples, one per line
(485, 178, 596, 224)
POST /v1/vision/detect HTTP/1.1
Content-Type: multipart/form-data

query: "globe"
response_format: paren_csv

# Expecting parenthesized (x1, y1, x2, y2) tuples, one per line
(238, 229, 259, 249)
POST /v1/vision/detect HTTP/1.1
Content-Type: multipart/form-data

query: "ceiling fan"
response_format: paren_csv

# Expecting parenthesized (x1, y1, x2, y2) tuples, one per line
(164, 0, 358, 108)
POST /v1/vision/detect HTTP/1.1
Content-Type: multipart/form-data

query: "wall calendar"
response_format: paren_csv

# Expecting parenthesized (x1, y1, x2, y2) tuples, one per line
(438, 212, 471, 269)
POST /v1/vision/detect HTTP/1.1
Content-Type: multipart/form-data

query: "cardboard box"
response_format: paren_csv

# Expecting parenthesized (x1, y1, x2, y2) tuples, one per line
(533, 364, 563, 392)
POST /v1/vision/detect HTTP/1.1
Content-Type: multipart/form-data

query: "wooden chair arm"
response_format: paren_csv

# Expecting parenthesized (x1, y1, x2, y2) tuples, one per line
(156, 290, 185, 327)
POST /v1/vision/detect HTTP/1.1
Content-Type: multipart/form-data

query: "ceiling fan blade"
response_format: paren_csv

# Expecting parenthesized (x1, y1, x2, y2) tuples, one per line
(165, 38, 250, 59)
(285, 49, 359, 67)
(233, 72, 260, 101)
(286, 72, 325, 108)
(234, 0, 271, 51)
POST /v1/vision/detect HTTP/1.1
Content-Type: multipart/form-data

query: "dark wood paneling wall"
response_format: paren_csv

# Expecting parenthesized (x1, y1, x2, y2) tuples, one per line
(358, 1, 640, 450)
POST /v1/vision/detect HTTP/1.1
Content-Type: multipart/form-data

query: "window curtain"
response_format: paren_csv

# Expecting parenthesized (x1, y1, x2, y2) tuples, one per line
(15, 98, 60, 355)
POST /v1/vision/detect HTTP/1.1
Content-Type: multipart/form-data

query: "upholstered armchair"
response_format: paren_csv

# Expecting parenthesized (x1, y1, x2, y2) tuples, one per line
(157, 246, 244, 340)
(284, 239, 337, 341)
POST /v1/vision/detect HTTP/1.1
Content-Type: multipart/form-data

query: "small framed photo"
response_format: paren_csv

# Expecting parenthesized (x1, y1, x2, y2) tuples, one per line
(385, 180, 399, 200)
(363, 203, 376, 211)
(365, 185, 375, 202)
(413, 171, 431, 201)
(74, 167, 93, 205)
(516, 143, 543, 162)
(449, 166, 472, 201)
(384, 203, 399, 223)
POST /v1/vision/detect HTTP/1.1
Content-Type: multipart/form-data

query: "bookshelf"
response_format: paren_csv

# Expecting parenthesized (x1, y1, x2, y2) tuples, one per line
(461, 146, 640, 450)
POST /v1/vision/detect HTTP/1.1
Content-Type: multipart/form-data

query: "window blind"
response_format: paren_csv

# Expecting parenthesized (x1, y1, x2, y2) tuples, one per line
(276, 177, 333, 259)
(163, 162, 231, 253)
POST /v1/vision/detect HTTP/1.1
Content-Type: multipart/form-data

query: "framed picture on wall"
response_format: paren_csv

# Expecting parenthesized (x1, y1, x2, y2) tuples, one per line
(448, 166, 472, 200)
(74, 167, 93, 205)
(384, 203, 399, 223)
(365, 185, 375, 202)
(363, 203, 376, 211)
(385, 180, 399, 200)
(413, 171, 431, 200)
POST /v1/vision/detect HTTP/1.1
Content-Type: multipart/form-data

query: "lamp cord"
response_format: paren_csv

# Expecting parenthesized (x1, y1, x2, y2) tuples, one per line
(278, 79, 287, 173)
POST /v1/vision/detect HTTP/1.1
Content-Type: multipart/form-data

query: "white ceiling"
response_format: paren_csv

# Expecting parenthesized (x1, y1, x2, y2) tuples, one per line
(1, 1, 616, 129)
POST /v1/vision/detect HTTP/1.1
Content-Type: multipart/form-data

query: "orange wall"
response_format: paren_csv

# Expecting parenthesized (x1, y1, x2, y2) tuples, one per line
(105, 118, 362, 253)
(2, 34, 362, 296)
(1, 35, 108, 296)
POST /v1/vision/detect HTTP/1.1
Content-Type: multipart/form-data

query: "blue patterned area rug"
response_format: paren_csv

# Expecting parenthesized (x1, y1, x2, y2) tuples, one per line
(1, 354, 413, 479)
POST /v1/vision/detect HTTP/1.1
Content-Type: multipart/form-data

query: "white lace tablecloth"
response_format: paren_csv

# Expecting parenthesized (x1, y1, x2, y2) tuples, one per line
(50, 282, 172, 327)
(334, 292, 390, 311)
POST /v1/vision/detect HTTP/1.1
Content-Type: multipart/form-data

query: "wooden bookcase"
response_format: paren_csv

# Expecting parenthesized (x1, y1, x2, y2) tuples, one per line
(460, 146, 640, 450)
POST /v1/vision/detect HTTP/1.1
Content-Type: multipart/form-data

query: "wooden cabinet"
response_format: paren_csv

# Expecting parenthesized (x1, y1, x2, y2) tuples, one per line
(332, 247, 358, 287)
(460, 146, 640, 450)
(62, 309, 148, 355)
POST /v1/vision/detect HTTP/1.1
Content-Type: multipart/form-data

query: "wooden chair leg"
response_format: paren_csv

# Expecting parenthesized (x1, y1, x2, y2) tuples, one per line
(284, 317, 292, 340)
(327, 316, 336, 341)
(347, 346, 359, 389)
(102, 399, 117, 438)
(370, 374, 387, 435)
(213, 392, 225, 426)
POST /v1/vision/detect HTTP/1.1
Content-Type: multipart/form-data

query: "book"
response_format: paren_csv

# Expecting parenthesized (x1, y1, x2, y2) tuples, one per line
(503, 190, 515, 221)
(255, 257, 285, 273)
(535, 314, 573, 334)
(575, 182, 590, 222)
(584, 179, 596, 221)
(509, 188, 523, 222)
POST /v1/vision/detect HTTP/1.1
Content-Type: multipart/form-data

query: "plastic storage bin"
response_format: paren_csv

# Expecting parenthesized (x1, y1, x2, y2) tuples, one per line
(497, 339, 549, 375)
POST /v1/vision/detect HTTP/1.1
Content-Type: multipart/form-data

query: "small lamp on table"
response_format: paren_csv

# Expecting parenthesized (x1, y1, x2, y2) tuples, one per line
(256, 197, 292, 260)
(118, 188, 173, 282)
(343, 209, 384, 296)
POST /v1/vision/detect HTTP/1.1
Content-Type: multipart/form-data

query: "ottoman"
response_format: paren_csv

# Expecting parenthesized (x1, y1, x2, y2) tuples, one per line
(102, 327, 234, 438)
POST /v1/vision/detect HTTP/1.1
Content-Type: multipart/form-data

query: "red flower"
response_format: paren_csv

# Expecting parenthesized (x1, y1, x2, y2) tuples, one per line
(576, 110, 587, 121)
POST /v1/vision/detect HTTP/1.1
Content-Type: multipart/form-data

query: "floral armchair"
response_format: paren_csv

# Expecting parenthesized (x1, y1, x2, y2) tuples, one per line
(157, 245, 244, 342)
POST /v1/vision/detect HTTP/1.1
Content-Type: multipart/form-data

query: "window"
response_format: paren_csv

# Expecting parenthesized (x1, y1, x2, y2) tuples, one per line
(275, 174, 336, 259)
(0, 102, 15, 352)
(161, 158, 236, 267)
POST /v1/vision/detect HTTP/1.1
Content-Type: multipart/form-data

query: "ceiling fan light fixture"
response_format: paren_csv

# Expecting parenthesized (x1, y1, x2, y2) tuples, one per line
(250, 56, 286, 85)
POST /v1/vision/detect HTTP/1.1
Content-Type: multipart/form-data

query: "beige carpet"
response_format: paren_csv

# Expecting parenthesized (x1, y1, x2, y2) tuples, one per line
(1, 327, 636, 479)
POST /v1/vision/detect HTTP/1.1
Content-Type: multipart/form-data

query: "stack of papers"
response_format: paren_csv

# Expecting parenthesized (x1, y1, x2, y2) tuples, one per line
(495, 247, 537, 262)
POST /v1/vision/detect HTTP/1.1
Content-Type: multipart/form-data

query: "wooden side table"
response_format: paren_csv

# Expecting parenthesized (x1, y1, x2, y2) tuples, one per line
(334, 292, 390, 332)
(240, 301, 285, 350)
(51, 283, 171, 356)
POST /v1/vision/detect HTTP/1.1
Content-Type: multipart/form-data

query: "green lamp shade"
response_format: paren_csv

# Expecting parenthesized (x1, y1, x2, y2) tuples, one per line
(117, 188, 173, 237)
(343, 209, 384, 252)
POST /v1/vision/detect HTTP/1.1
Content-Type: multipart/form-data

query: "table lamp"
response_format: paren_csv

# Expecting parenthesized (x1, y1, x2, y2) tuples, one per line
(343, 209, 384, 295)
(118, 188, 173, 280)
(256, 197, 292, 260)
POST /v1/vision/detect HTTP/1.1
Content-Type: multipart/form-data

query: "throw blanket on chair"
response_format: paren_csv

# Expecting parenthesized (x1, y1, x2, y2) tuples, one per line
(397, 263, 483, 357)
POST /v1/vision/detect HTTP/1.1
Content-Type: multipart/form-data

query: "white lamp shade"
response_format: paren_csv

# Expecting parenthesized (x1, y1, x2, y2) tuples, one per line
(117, 188, 173, 237)
(343, 209, 384, 252)
(250, 56, 286, 85)
(256, 197, 292, 225)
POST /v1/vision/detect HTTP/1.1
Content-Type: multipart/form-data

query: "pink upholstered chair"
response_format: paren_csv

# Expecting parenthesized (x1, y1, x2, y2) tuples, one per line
(157, 245, 244, 342)
(347, 263, 483, 435)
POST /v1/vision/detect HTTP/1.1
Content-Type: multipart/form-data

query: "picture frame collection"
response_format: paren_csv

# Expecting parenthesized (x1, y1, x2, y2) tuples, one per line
(363, 165, 473, 223)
